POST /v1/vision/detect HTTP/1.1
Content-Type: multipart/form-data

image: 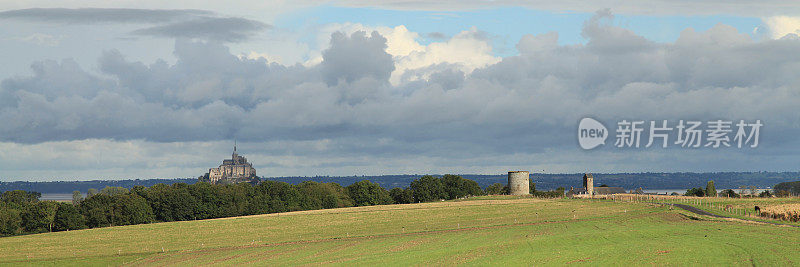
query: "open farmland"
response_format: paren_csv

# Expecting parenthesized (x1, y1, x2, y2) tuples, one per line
(0, 196, 798, 266)
(604, 194, 800, 226)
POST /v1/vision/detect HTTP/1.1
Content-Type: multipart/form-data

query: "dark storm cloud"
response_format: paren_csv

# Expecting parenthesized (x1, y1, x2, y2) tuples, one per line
(0, 8, 211, 24)
(1, 11, 799, 162)
(131, 17, 270, 42)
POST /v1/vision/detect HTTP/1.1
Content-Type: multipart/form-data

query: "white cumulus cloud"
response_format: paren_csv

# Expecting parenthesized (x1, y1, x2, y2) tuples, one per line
(764, 16, 800, 39)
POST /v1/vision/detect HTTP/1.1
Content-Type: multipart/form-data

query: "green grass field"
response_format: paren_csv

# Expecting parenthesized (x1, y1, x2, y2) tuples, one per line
(0, 196, 798, 266)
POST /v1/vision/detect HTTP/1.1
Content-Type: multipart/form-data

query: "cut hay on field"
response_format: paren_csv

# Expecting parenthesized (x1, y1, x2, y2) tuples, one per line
(759, 204, 800, 222)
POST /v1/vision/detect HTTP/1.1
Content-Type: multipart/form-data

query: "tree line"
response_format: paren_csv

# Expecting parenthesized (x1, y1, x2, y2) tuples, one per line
(0, 175, 556, 237)
(774, 181, 800, 196)
(683, 180, 798, 197)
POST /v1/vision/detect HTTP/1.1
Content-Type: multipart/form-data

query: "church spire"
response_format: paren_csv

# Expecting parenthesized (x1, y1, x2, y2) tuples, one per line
(232, 139, 238, 161)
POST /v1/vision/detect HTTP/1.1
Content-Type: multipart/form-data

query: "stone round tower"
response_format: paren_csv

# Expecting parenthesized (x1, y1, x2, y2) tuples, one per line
(507, 171, 530, 195)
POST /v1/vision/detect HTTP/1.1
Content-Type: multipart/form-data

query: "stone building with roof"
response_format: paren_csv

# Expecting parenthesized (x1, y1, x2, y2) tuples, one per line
(199, 143, 259, 184)
(566, 173, 625, 197)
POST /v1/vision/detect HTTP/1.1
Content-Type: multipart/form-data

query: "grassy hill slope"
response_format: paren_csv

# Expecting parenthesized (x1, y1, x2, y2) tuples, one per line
(0, 196, 798, 266)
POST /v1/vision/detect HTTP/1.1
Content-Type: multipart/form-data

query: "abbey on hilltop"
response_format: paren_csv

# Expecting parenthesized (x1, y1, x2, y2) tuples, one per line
(199, 142, 259, 184)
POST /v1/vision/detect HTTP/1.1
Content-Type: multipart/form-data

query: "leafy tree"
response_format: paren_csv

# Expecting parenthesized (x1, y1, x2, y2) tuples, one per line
(442, 174, 468, 200)
(705, 180, 717, 197)
(485, 183, 506, 195)
(323, 182, 354, 208)
(296, 181, 353, 210)
(775, 190, 791, 197)
(774, 181, 800, 196)
(685, 187, 705, 197)
(529, 180, 537, 194)
(80, 193, 113, 228)
(214, 183, 252, 217)
(53, 202, 85, 231)
(246, 187, 272, 215)
(188, 182, 223, 219)
(21, 201, 58, 233)
(409, 175, 446, 202)
(321, 195, 340, 209)
(440, 175, 482, 199)
(532, 186, 565, 198)
(296, 181, 324, 210)
(389, 188, 413, 204)
(556, 187, 566, 196)
(100, 186, 129, 197)
(1, 190, 40, 209)
(0, 203, 22, 236)
(86, 188, 99, 198)
(720, 189, 739, 198)
(346, 180, 393, 206)
(533, 190, 564, 198)
(80, 192, 153, 227)
(130, 185, 148, 198)
(110, 194, 154, 226)
(72, 191, 83, 206)
(256, 181, 303, 213)
(758, 190, 773, 198)
(463, 179, 484, 196)
(143, 183, 198, 222)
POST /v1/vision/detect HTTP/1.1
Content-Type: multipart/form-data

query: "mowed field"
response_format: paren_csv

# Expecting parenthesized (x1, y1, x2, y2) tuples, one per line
(0, 196, 798, 266)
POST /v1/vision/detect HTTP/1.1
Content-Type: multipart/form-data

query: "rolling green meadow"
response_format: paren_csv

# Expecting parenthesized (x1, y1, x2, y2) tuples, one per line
(0, 196, 798, 266)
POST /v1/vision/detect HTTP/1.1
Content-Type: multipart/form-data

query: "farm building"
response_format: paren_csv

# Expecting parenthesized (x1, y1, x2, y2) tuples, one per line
(566, 173, 625, 197)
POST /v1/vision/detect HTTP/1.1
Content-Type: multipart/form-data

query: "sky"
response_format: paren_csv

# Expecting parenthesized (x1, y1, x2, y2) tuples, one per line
(1, 1, 800, 181)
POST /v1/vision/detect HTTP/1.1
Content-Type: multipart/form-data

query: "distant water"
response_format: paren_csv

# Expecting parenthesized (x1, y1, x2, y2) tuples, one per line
(643, 189, 770, 195)
(40, 193, 83, 201)
(642, 189, 686, 195)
